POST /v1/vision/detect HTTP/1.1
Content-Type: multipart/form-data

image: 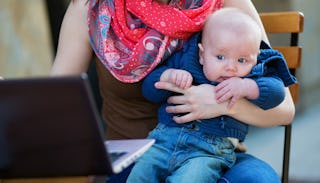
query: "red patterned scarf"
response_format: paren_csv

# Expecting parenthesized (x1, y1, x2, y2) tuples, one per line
(88, 0, 223, 83)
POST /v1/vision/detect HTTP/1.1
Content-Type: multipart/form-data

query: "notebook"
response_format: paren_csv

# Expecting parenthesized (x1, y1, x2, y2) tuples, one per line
(0, 73, 155, 178)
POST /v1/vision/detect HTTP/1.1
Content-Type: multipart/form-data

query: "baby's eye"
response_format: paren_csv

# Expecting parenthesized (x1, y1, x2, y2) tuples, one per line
(238, 58, 247, 63)
(216, 55, 225, 60)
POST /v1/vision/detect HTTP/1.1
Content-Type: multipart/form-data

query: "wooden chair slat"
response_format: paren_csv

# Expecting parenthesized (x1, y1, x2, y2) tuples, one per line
(289, 83, 299, 104)
(260, 12, 304, 33)
(273, 46, 302, 69)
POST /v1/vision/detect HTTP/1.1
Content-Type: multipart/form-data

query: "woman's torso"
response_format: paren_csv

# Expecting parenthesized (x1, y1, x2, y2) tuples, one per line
(94, 58, 159, 140)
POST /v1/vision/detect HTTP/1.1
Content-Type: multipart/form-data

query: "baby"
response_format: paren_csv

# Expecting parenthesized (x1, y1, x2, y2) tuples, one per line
(127, 8, 296, 182)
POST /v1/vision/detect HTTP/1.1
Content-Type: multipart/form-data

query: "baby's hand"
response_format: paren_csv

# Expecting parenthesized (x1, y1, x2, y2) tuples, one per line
(214, 78, 254, 109)
(160, 69, 193, 89)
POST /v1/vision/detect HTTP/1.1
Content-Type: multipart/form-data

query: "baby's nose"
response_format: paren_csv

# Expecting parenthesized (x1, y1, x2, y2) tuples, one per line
(225, 60, 237, 71)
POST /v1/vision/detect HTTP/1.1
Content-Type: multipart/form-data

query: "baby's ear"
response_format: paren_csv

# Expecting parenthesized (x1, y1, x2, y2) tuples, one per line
(198, 43, 204, 65)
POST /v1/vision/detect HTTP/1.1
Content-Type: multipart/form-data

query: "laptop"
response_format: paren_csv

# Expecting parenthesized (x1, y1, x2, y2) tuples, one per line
(0, 73, 155, 178)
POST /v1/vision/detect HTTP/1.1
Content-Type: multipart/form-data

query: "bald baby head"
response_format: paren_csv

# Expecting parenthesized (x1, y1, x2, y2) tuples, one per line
(202, 7, 262, 47)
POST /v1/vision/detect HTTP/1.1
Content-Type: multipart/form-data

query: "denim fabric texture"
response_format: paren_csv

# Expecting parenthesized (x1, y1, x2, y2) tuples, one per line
(107, 153, 280, 183)
(126, 123, 236, 183)
(218, 153, 281, 183)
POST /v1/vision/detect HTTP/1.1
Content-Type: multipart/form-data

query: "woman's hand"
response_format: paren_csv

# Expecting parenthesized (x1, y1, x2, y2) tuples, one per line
(155, 81, 228, 123)
(155, 81, 295, 127)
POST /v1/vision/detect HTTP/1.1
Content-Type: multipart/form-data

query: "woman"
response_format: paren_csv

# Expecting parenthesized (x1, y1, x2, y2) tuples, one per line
(51, 0, 295, 182)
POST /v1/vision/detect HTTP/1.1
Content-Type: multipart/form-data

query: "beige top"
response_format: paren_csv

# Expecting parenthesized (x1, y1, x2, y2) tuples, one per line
(95, 58, 160, 140)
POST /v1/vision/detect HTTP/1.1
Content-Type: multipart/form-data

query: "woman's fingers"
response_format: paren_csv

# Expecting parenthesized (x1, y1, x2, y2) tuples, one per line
(173, 113, 195, 124)
(166, 95, 188, 105)
(166, 104, 191, 114)
(155, 81, 186, 94)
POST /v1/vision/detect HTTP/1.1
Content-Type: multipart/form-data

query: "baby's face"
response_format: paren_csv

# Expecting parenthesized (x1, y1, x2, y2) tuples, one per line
(199, 29, 260, 82)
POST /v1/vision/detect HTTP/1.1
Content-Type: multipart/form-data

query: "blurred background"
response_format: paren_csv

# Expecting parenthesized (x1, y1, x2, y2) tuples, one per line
(249, 1, 320, 183)
(0, 0, 319, 182)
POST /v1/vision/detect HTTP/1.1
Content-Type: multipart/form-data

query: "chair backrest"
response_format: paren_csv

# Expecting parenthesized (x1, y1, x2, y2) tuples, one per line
(259, 11, 304, 183)
(260, 11, 304, 104)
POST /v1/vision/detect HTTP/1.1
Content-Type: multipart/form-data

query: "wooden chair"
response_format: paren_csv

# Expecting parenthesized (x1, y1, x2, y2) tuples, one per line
(259, 11, 304, 183)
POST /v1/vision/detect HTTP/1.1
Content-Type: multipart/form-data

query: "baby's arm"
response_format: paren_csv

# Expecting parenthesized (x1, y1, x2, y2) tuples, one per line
(215, 76, 286, 110)
(160, 69, 193, 89)
(215, 77, 259, 109)
(249, 76, 286, 110)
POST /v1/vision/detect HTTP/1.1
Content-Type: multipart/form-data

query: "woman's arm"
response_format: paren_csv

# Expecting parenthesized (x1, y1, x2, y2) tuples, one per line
(51, 0, 92, 76)
(156, 82, 295, 127)
(228, 88, 295, 127)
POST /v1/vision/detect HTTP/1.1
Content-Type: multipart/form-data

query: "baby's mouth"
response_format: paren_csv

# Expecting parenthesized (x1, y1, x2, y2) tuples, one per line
(219, 76, 231, 81)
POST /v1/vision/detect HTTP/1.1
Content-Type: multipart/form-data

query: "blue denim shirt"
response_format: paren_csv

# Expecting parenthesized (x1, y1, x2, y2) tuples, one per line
(142, 33, 297, 141)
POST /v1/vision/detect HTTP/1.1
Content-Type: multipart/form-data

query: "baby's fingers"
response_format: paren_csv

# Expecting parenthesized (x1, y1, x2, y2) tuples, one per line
(227, 96, 239, 109)
(214, 81, 227, 93)
(217, 92, 232, 103)
(182, 74, 193, 89)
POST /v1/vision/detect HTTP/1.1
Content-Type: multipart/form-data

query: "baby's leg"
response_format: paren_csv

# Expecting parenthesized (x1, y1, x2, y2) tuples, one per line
(166, 156, 229, 183)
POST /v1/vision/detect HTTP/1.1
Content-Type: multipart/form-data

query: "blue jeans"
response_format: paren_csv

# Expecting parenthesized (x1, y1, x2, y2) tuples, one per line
(126, 123, 236, 183)
(107, 123, 281, 183)
(218, 152, 281, 183)
(107, 153, 281, 183)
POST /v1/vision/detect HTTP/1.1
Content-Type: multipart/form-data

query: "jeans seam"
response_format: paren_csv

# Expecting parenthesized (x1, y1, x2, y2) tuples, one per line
(218, 177, 229, 183)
